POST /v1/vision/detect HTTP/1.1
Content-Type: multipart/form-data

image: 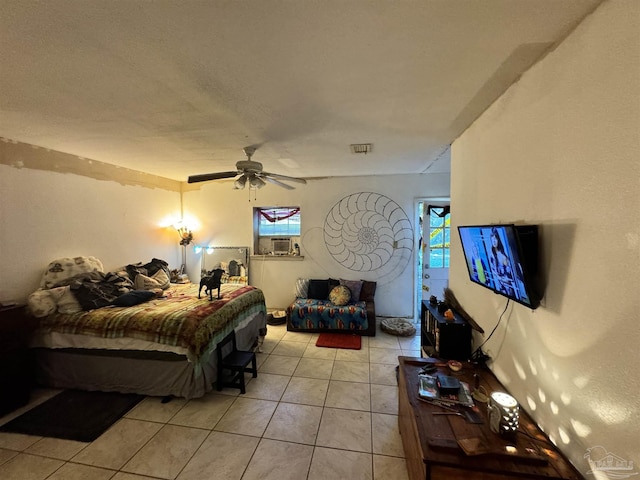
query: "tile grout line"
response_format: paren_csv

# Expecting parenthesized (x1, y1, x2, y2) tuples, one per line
(2, 324, 413, 480)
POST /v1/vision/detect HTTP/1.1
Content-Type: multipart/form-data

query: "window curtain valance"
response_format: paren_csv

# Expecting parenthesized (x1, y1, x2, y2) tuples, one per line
(259, 208, 300, 223)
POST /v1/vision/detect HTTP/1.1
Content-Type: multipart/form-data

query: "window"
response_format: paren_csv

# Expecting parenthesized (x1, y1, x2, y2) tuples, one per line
(428, 206, 450, 268)
(254, 207, 301, 255)
(257, 207, 301, 236)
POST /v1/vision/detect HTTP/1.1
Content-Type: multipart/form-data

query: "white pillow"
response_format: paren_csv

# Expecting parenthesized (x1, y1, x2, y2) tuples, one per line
(295, 278, 309, 298)
(27, 289, 56, 318)
(134, 269, 170, 290)
(28, 286, 84, 316)
(56, 286, 83, 314)
(40, 256, 104, 289)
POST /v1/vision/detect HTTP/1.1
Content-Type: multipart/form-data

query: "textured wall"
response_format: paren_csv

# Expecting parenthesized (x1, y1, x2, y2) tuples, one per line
(0, 141, 182, 303)
(184, 174, 450, 315)
(450, 0, 639, 475)
(0, 137, 451, 317)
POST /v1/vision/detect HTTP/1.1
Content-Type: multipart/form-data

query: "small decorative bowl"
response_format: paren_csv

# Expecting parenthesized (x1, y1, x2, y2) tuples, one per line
(448, 360, 462, 372)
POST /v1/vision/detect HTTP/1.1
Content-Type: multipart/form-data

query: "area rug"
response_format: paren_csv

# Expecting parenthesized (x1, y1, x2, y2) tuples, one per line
(316, 333, 361, 350)
(0, 389, 145, 442)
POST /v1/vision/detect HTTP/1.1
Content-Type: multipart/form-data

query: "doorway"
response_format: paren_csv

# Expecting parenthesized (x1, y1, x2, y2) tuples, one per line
(415, 199, 450, 321)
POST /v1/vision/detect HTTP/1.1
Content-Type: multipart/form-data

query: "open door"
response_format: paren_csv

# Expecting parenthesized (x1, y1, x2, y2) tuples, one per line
(416, 200, 450, 319)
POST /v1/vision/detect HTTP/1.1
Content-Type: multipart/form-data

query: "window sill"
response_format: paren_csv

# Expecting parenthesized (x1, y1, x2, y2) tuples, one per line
(250, 255, 304, 261)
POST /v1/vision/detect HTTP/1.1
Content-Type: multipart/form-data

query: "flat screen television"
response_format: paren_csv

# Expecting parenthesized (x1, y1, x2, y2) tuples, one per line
(458, 224, 540, 309)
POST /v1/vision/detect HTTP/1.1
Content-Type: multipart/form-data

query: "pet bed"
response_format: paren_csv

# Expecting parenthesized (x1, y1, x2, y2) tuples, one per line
(380, 317, 416, 336)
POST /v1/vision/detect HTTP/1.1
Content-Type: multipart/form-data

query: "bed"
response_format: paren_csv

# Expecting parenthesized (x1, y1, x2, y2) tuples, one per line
(27, 253, 266, 399)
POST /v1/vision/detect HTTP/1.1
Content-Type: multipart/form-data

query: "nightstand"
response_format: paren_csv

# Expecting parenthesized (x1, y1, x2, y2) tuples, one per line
(0, 305, 37, 416)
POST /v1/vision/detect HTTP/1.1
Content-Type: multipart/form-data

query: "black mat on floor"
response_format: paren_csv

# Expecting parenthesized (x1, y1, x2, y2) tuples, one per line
(0, 389, 144, 442)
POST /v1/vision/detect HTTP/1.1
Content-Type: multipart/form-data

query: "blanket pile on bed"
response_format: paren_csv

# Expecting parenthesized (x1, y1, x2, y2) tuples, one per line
(28, 256, 171, 317)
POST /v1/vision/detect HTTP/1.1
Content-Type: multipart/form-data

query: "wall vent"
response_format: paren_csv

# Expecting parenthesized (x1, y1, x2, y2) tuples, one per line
(350, 143, 373, 154)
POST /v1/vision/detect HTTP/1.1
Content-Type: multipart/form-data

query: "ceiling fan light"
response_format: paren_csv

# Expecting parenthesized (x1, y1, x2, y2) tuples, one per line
(233, 176, 247, 189)
(250, 176, 266, 189)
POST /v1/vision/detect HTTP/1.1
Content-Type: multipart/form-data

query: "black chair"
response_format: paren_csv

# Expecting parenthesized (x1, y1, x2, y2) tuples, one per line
(216, 330, 257, 394)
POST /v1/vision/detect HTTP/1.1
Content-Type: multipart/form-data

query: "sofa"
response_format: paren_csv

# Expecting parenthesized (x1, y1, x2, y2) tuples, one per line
(286, 278, 376, 336)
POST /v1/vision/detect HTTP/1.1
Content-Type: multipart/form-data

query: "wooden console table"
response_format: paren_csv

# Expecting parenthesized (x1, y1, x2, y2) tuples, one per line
(397, 356, 583, 480)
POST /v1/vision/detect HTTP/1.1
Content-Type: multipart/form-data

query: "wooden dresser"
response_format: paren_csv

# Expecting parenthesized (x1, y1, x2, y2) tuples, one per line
(0, 305, 37, 416)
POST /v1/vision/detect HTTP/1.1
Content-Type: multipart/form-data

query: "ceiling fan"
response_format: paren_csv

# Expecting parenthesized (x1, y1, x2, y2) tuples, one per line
(187, 146, 307, 190)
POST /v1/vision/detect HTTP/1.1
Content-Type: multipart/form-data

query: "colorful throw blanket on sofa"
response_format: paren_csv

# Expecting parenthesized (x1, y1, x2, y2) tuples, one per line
(288, 298, 369, 331)
(35, 283, 266, 359)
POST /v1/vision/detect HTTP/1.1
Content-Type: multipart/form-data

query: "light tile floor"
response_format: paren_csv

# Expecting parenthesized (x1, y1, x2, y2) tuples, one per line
(0, 322, 421, 480)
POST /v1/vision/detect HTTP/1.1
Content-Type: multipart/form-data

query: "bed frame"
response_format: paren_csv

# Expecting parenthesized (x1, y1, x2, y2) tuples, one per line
(33, 309, 265, 399)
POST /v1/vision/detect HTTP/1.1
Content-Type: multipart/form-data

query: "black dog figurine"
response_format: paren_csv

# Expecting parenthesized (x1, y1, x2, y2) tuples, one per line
(199, 269, 225, 300)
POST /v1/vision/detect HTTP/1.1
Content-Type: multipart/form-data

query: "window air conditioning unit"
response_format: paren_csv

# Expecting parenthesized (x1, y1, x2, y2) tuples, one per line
(271, 238, 291, 256)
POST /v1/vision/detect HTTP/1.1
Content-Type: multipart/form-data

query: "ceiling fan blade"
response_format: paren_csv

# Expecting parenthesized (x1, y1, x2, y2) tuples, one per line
(261, 171, 307, 184)
(262, 176, 296, 190)
(187, 171, 238, 183)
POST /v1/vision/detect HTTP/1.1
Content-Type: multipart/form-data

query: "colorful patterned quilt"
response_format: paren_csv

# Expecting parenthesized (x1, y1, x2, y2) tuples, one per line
(35, 283, 266, 359)
(288, 298, 369, 331)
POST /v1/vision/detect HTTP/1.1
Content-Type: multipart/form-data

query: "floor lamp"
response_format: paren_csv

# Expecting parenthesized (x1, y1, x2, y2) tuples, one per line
(176, 225, 193, 275)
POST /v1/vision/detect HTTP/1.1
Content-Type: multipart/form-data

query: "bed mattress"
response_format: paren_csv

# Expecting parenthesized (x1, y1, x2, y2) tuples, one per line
(30, 282, 267, 398)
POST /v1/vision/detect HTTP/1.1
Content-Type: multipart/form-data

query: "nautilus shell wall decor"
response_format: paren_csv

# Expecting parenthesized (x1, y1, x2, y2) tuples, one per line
(323, 192, 413, 280)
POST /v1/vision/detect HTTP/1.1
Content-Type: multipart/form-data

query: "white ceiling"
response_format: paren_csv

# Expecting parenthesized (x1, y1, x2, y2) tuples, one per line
(0, 0, 602, 182)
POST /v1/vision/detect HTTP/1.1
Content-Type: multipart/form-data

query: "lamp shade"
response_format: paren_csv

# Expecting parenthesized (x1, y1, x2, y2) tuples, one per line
(487, 391, 519, 436)
(249, 175, 266, 189)
(234, 176, 247, 190)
